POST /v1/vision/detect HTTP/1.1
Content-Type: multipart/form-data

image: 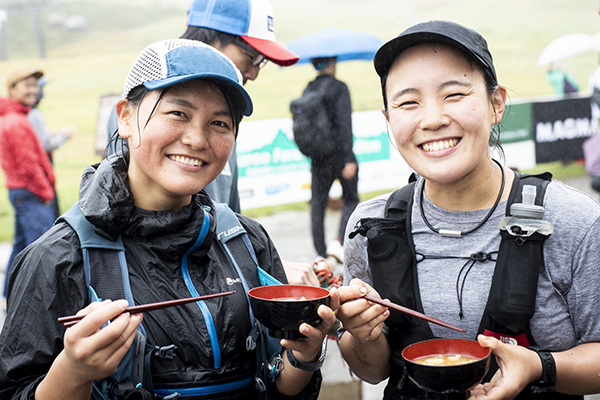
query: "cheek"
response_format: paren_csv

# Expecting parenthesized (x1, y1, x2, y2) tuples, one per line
(388, 111, 415, 146)
(211, 134, 236, 161)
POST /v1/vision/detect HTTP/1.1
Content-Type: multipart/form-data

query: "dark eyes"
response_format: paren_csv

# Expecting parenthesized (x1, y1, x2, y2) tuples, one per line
(399, 100, 417, 107)
(212, 120, 230, 129)
(169, 110, 187, 118)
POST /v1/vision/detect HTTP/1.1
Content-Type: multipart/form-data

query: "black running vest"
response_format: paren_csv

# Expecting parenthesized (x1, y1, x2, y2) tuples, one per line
(350, 172, 581, 400)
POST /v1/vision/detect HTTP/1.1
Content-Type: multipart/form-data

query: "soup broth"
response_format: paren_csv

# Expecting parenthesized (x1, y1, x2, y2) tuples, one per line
(271, 296, 307, 301)
(413, 354, 479, 366)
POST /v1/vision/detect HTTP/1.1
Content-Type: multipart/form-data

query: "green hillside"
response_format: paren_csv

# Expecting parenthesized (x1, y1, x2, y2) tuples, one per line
(0, 0, 597, 241)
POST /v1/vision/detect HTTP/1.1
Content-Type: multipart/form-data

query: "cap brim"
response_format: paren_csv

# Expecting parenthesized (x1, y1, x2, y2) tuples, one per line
(242, 36, 299, 66)
(375, 32, 473, 78)
(144, 73, 253, 116)
(374, 24, 495, 81)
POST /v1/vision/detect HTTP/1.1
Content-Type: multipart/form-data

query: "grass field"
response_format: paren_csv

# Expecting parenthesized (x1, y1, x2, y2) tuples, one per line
(0, 0, 598, 241)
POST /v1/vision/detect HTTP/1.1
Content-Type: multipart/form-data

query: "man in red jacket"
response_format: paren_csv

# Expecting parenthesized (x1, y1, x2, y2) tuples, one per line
(0, 66, 56, 306)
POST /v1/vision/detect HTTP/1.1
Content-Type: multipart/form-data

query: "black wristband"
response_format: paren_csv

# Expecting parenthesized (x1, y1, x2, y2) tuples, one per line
(530, 350, 556, 393)
(285, 340, 327, 372)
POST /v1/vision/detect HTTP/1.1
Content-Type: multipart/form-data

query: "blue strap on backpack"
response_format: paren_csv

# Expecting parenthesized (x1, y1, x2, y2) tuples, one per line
(57, 202, 282, 399)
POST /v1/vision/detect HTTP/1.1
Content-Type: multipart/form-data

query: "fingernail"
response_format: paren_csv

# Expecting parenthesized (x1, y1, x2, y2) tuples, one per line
(359, 287, 367, 294)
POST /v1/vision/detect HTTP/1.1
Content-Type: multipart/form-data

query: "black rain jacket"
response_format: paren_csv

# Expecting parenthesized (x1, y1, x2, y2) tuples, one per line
(0, 156, 320, 400)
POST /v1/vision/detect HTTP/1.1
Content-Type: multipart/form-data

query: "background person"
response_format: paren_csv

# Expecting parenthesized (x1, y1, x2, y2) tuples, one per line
(29, 76, 76, 218)
(585, 58, 600, 195)
(303, 57, 359, 271)
(0, 39, 334, 400)
(29, 77, 76, 161)
(331, 20, 600, 400)
(546, 61, 580, 95)
(0, 66, 56, 307)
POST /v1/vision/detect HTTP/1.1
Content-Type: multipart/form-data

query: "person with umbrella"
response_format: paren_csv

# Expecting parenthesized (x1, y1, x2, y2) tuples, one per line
(293, 56, 359, 268)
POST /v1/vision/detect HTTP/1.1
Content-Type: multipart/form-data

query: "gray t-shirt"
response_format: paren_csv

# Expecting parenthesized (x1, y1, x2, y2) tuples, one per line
(344, 177, 600, 351)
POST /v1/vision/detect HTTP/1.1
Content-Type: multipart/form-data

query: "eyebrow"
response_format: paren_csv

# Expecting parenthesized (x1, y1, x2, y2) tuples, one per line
(390, 80, 473, 102)
(164, 97, 197, 109)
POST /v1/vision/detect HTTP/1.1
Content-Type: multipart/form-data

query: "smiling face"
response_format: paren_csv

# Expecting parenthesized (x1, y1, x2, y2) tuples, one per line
(9, 76, 39, 107)
(383, 43, 505, 186)
(117, 80, 236, 211)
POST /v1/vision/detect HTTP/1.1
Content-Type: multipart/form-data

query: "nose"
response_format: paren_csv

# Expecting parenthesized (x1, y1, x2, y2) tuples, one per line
(242, 64, 260, 84)
(419, 101, 450, 131)
(181, 126, 209, 150)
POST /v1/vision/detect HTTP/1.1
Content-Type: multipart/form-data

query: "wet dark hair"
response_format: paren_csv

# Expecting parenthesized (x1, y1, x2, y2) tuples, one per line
(106, 80, 244, 162)
(380, 44, 504, 156)
(180, 26, 239, 48)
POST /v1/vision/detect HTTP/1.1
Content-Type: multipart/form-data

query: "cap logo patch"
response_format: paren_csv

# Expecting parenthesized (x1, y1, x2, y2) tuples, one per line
(267, 16, 274, 32)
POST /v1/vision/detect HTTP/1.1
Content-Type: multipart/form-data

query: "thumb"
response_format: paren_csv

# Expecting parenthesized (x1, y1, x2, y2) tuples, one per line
(477, 334, 500, 351)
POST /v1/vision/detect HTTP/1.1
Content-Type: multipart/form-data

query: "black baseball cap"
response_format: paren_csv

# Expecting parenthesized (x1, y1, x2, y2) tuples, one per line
(374, 20, 497, 83)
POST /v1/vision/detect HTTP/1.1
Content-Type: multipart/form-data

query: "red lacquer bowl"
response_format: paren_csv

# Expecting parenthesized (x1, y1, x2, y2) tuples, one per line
(248, 285, 330, 339)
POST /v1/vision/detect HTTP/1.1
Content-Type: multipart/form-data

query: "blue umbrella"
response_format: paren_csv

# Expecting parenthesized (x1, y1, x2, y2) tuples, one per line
(285, 28, 384, 65)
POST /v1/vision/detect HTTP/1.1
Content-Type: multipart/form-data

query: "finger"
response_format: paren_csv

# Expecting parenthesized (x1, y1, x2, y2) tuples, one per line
(80, 312, 143, 369)
(102, 313, 143, 367)
(71, 300, 130, 336)
(280, 323, 324, 354)
(477, 334, 500, 352)
(75, 299, 112, 316)
(315, 304, 337, 333)
(328, 286, 341, 311)
(337, 284, 368, 304)
(337, 297, 387, 326)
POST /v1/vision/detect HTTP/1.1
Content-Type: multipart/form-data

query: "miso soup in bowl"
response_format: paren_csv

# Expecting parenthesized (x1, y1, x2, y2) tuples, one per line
(402, 338, 491, 396)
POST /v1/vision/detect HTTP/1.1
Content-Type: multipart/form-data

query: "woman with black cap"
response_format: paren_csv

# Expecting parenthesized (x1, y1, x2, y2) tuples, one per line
(329, 21, 600, 399)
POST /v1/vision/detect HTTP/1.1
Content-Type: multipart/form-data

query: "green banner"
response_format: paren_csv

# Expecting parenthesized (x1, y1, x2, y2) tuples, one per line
(499, 102, 532, 144)
(238, 129, 390, 178)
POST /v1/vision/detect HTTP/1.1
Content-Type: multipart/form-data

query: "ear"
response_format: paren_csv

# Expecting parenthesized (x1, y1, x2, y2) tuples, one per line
(381, 105, 390, 123)
(116, 98, 133, 139)
(491, 85, 507, 125)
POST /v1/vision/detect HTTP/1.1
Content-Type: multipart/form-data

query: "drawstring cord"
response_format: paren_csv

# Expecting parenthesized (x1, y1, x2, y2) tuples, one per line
(417, 251, 497, 319)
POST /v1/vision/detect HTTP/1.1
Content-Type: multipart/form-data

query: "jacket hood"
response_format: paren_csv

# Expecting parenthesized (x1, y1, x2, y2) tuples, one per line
(79, 155, 214, 242)
(0, 96, 30, 117)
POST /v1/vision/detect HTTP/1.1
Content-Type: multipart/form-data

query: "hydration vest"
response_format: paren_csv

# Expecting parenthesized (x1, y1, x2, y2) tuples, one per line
(350, 172, 582, 400)
(57, 202, 283, 400)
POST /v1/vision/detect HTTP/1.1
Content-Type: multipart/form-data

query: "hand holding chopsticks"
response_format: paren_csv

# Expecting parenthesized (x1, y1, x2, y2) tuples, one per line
(58, 291, 235, 328)
(331, 284, 465, 332)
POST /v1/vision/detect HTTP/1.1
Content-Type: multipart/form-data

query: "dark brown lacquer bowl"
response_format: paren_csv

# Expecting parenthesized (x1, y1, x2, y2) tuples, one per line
(248, 285, 330, 339)
(402, 338, 491, 397)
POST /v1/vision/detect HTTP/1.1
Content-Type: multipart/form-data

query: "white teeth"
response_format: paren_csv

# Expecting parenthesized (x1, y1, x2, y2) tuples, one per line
(422, 139, 458, 152)
(170, 155, 202, 166)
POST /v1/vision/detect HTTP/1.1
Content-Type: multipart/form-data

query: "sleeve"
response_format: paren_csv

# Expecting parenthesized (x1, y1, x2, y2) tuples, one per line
(28, 109, 52, 152)
(29, 110, 68, 153)
(0, 224, 87, 400)
(569, 214, 600, 344)
(3, 115, 55, 201)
